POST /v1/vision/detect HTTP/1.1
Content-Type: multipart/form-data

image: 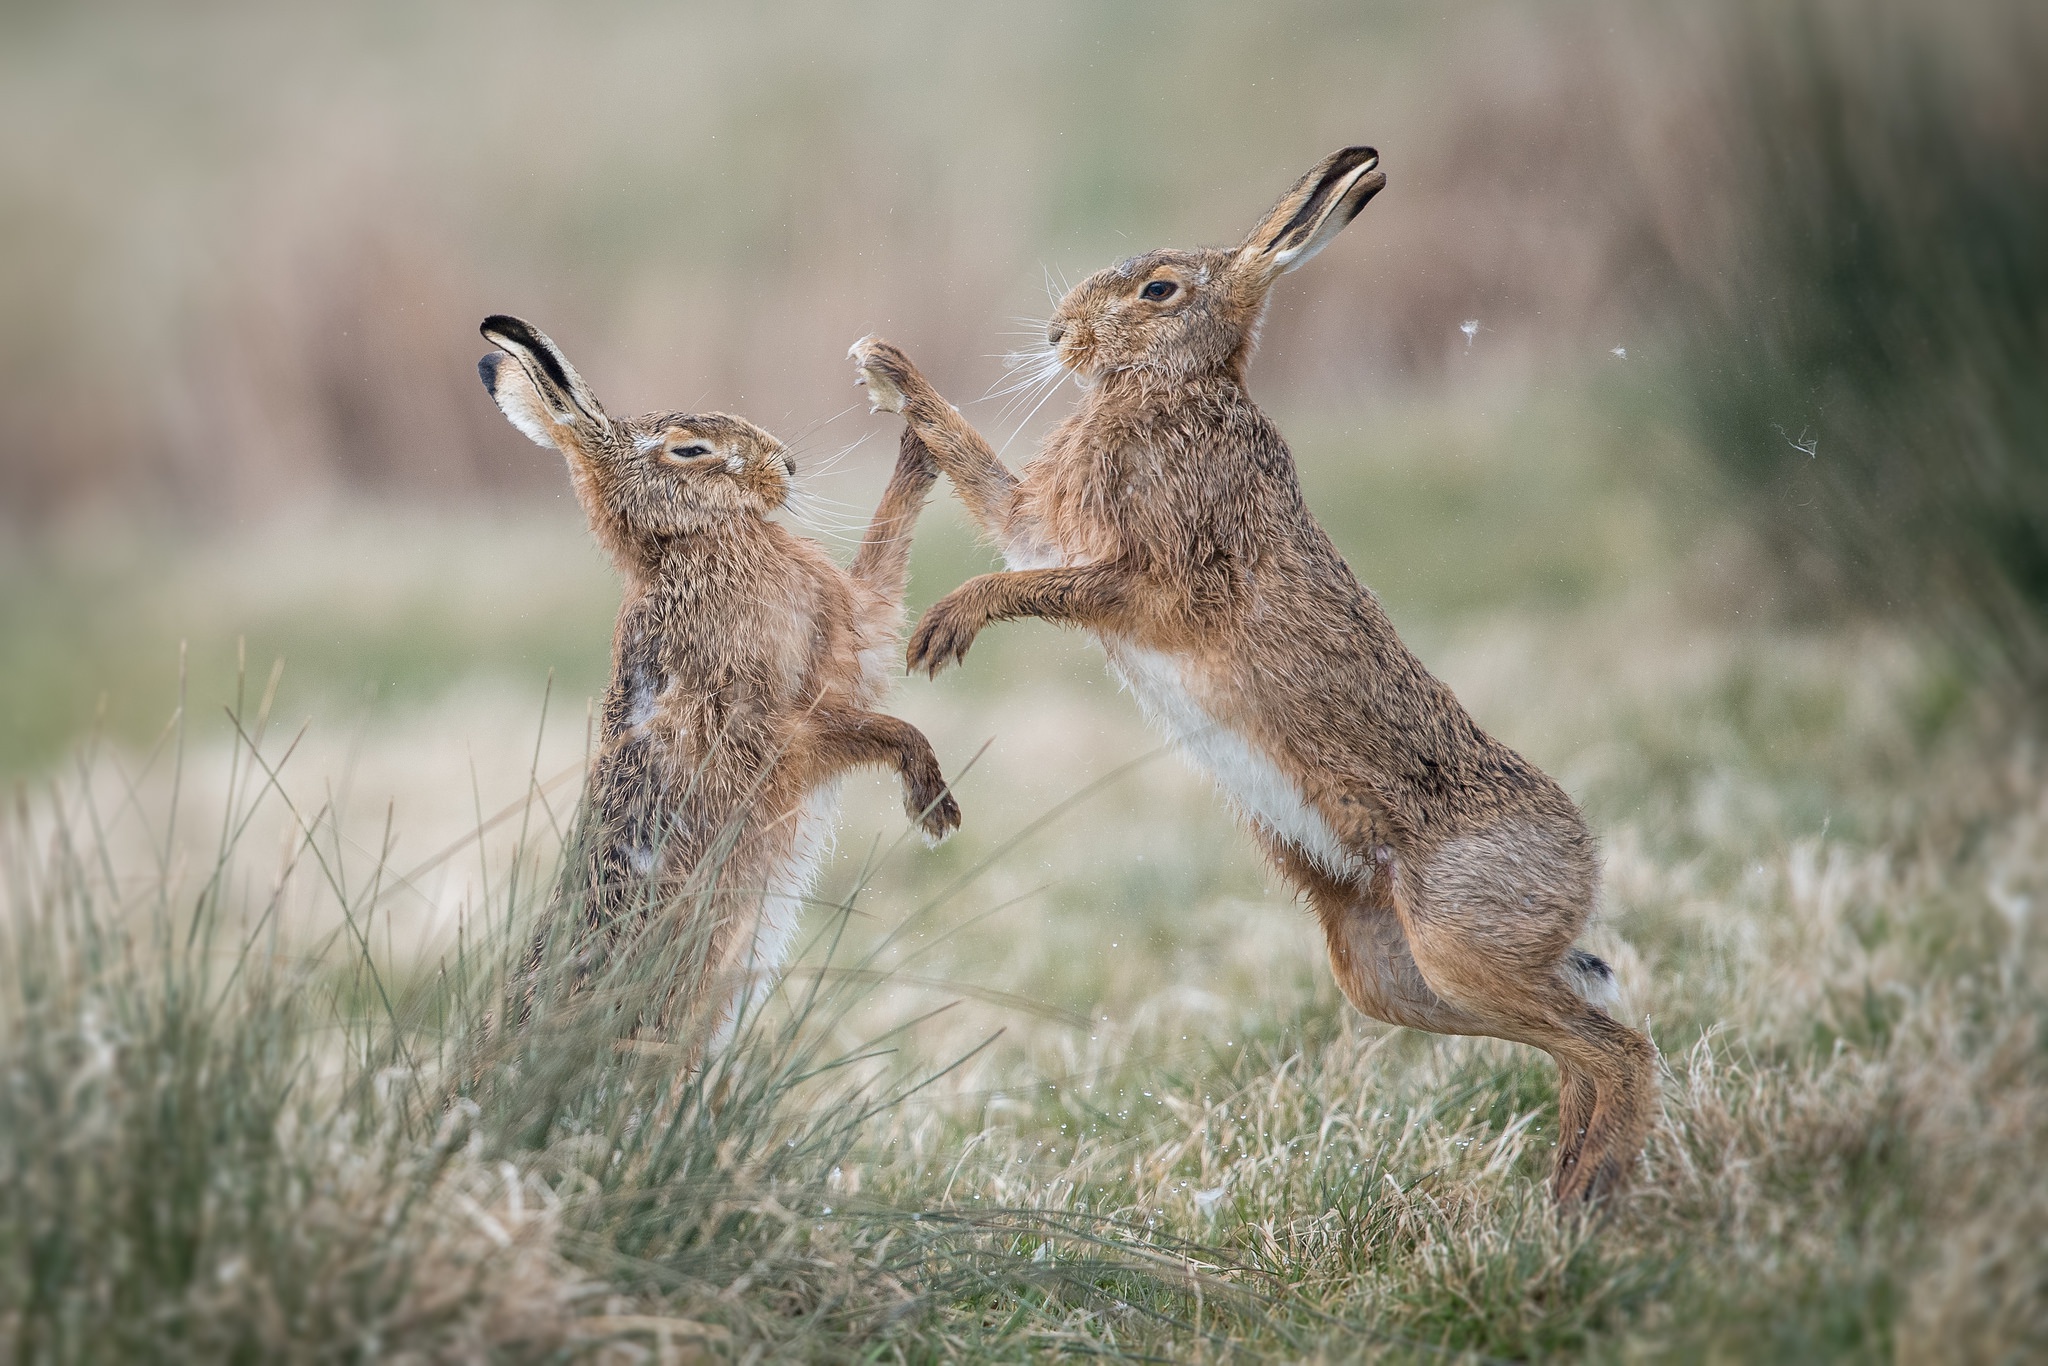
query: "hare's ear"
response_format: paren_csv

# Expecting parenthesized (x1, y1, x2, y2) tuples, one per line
(1232, 147, 1384, 284)
(477, 314, 610, 449)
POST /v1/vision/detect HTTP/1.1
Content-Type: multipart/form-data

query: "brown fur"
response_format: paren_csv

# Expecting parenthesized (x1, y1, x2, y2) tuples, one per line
(479, 315, 958, 1045)
(849, 148, 1655, 1205)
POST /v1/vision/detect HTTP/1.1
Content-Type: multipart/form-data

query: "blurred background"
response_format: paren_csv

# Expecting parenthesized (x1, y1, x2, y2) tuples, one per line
(1, 0, 2042, 959)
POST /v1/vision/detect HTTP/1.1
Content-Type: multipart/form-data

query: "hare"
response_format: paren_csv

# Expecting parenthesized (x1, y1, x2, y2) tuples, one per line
(849, 147, 1655, 1206)
(478, 314, 959, 1047)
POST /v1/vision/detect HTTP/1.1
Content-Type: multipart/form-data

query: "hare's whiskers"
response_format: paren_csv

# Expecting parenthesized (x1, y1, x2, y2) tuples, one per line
(782, 501, 872, 533)
(783, 401, 860, 450)
(783, 434, 874, 495)
(994, 369, 1070, 459)
(982, 366, 1055, 406)
(987, 345, 1067, 424)
(985, 341, 1061, 397)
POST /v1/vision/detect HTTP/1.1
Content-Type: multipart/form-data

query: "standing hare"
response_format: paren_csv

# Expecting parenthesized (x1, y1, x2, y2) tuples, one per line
(479, 314, 959, 1046)
(849, 148, 1655, 1205)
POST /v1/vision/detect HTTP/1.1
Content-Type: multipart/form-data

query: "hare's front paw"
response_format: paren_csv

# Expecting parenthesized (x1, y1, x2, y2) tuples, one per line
(913, 783, 962, 845)
(906, 591, 983, 677)
(849, 334, 915, 415)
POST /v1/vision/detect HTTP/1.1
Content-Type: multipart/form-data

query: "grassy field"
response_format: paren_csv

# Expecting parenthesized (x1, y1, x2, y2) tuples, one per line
(4, 381, 2042, 1362)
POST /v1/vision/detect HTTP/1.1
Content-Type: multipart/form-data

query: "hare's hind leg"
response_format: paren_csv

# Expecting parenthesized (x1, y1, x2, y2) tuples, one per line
(1272, 841, 1494, 1034)
(1304, 865, 1638, 1200)
(1392, 835, 1657, 1206)
(1553, 1062, 1600, 1190)
(1547, 1006, 1656, 1204)
(1319, 893, 1497, 1034)
(1427, 966, 1653, 1205)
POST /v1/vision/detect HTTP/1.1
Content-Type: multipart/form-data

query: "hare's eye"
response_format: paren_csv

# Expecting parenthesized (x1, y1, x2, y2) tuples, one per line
(1141, 280, 1177, 301)
(668, 443, 712, 459)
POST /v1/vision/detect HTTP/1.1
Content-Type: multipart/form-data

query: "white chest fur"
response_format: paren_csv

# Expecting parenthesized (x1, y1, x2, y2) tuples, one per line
(757, 783, 840, 963)
(1107, 644, 1363, 884)
(1000, 528, 1362, 885)
(709, 782, 840, 1051)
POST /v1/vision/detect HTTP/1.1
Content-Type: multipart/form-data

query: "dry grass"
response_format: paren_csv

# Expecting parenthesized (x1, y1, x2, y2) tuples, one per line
(803, 604, 2046, 1360)
(4, 442, 2043, 1358)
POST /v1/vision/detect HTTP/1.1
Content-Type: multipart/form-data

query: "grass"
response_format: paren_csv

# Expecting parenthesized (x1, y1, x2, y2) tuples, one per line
(0, 507, 620, 775)
(5, 382, 2046, 1360)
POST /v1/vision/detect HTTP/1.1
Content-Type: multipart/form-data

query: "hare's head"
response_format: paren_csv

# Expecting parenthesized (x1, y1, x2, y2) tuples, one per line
(1045, 147, 1383, 384)
(478, 315, 793, 535)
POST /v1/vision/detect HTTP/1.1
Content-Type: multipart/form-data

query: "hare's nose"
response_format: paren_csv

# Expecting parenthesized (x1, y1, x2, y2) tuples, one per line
(1047, 322, 1066, 347)
(783, 454, 797, 476)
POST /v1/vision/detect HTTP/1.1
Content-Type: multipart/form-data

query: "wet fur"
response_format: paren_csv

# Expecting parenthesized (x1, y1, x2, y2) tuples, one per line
(480, 316, 958, 1047)
(850, 148, 1655, 1206)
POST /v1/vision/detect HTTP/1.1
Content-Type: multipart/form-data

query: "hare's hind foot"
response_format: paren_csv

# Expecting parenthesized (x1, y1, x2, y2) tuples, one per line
(1537, 962, 1655, 1207)
(1391, 911, 1655, 1204)
(1546, 1007, 1657, 1207)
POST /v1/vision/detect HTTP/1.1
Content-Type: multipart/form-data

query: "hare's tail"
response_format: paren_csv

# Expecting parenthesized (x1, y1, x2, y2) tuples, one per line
(1563, 948, 1621, 1013)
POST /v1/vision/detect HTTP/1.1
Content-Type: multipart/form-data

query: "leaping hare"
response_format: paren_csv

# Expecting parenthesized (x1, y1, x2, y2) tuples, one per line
(479, 314, 959, 1046)
(849, 148, 1655, 1205)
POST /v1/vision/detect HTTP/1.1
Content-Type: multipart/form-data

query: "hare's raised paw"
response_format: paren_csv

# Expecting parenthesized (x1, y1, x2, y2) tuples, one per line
(906, 593, 982, 677)
(849, 335, 915, 415)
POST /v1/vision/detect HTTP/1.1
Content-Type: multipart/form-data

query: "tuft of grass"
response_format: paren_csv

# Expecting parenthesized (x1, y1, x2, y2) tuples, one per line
(0, 683, 1277, 1362)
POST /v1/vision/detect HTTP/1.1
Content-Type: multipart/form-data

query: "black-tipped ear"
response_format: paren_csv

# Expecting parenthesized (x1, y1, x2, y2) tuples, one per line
(1235, 146, 1384, 281)
(478, 314, 608, 427)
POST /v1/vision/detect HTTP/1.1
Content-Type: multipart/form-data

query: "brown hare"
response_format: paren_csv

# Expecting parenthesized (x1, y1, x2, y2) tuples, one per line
(478, 314, 959, 1048)
(848, 148, 1655, 1206)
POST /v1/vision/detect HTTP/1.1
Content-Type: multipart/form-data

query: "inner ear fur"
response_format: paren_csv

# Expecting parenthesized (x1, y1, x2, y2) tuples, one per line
(479, 314, 610, 431)
(478, 350, 563, 450)
(1235, 146, 1384, 280)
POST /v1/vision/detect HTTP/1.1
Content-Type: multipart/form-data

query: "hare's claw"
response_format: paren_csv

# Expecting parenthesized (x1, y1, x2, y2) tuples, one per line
(903, 754, 961, 844)
(906, 593, 981, 677)
(916, 787, 962, 844)
(848, 334, 910, 415)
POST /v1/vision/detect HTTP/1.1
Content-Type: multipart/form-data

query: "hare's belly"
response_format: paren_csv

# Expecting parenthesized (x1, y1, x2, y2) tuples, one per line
(1108, 644, 1363, 883)
(710, 783, 840, 1052)
(750, 783, 841, 973)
